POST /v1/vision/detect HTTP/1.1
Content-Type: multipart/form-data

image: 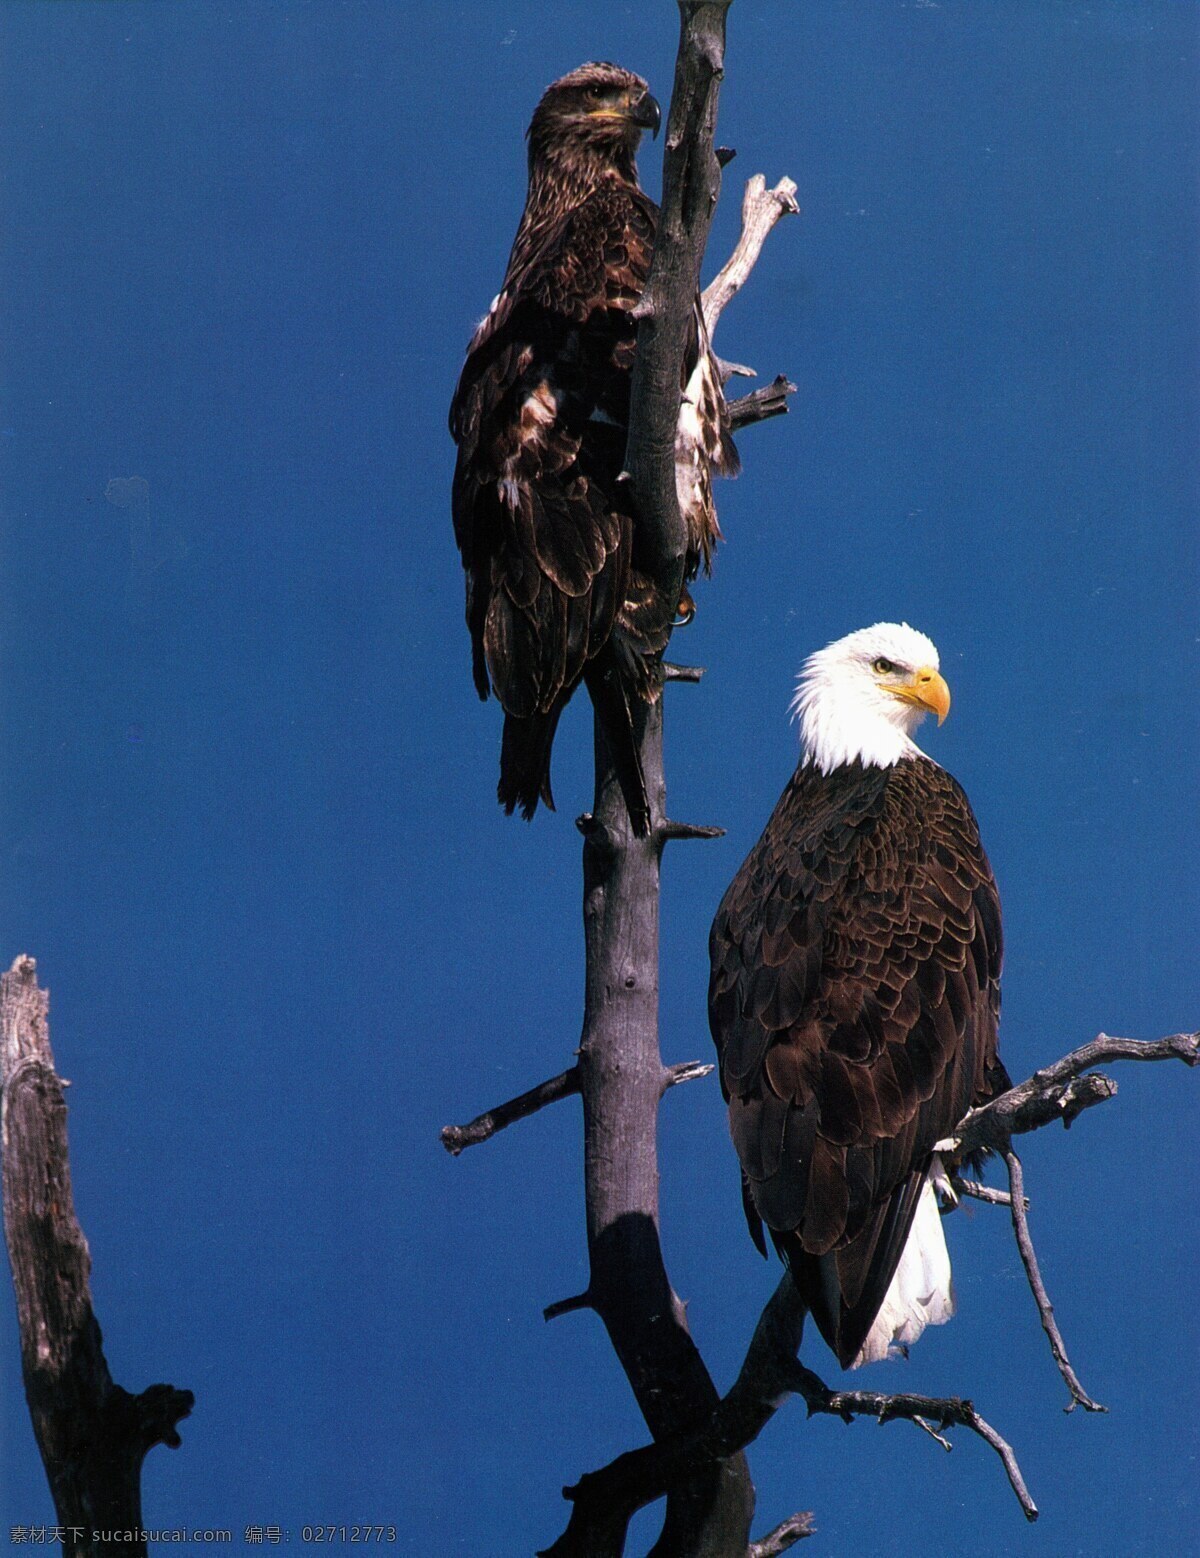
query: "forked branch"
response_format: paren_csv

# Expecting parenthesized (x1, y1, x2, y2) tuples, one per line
(702, 174, 799, 337)
(747, 1512, 816, 1556)
(782, 1362, 1038, 1523)
(545, 1028, 1197, 1554)
(949, 1030, 1199, 1157)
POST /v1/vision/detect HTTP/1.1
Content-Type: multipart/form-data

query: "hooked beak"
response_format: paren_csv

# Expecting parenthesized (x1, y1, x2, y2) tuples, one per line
(627, 91, 662, 137)
(891, 665, 951, 725)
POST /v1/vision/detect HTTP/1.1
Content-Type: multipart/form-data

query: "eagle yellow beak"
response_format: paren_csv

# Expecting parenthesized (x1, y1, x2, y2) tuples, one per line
(591, 93, 662, 136)
(891, 665, 951, 725)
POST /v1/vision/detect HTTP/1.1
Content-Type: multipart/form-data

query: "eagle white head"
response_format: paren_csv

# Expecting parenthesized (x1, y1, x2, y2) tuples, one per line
(791, 622, 952, 775)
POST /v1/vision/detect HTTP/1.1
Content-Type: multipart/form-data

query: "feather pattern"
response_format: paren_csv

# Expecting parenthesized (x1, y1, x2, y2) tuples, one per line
(709, 755, 1008, 1368)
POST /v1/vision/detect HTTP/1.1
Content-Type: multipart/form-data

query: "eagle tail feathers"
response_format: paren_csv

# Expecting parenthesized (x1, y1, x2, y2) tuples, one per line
(849, 1171, 955, 1368)
(498, 703, 564, 821)
(778, 1162, 954, 1371)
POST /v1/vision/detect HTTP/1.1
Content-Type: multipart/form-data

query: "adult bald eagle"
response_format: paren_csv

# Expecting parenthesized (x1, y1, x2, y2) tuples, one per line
(708, 624, 1010, 1368)
(449, 62, 737, 834)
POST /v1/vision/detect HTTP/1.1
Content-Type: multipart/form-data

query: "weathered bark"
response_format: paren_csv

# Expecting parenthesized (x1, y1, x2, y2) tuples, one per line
(1, 956, 192, 1558)
(537, 4, 801, 1551)
(624, 0, 733, 610)
(445, 4, 798, 1551)
(558, 698, 755, 1558)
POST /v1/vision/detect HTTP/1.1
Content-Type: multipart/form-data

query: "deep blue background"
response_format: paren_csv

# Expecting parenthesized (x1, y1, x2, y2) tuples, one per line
(1, 3, 1196, 1553)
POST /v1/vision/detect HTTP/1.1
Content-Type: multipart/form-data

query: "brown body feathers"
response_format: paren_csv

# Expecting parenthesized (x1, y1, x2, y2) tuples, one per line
(709, 756, 1009, 1367)
(449, 63, 736, 833)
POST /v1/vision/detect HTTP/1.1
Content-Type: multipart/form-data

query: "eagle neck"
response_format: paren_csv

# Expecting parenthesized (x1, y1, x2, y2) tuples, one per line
(797, 703, 924, 777)
(524, 144, 638, 225)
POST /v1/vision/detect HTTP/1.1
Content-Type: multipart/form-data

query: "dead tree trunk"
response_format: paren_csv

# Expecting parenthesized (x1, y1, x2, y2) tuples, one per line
(444, 3, 798, 1552)
(1, 956, 192, 1558)
(566, 698, 754, 1557)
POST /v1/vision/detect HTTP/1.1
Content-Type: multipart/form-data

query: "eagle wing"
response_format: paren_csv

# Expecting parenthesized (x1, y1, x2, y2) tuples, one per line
(708, 757, 1005, 1365)
(449, 184, 661, 719)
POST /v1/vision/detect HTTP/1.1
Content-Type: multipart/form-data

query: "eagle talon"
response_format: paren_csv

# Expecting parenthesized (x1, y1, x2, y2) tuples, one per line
(674, 589, 696, 628)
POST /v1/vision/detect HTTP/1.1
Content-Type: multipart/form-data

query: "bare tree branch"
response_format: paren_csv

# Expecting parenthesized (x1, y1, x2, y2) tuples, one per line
(726, 376, 797, 431)
(1, 955, 192, 1558)
(440, 1067, 580, 1156)
(544, 1291, 596, 1323)
(662, 661, 706, 683)
(950, 1031, 1199, 1156)
(658, 819, 727, 843)
(747, 1512, 815, 1556)
(950, 1176, 1021, 1209)
(543, 1266, 1038, 1555)
(782, 1362, 1039, 1524)
(662, 1060, 715, 1092)
(439, 1058, 712, 1159)
(1004, 1150, 1106, 1414)
(702, 175, 799, 337)
(545, 1028, 1197, 1552)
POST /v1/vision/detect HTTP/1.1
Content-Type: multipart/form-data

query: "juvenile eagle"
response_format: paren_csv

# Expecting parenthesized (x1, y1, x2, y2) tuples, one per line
(449, 62, 737, 834)
(709, 624, 1010, 1368)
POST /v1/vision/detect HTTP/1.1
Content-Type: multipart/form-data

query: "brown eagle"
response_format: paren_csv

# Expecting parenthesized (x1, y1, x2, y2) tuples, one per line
(709, 624, 1010, 1368)
(449, 62, 738, 834)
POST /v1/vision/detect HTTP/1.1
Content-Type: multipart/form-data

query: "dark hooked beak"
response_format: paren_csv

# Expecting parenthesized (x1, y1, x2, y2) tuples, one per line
(628, 91, 662, 137)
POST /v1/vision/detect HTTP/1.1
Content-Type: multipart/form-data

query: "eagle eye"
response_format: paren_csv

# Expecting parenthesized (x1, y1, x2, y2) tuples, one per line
(872, 657, 897, 675)
(586, 84, 604, 100)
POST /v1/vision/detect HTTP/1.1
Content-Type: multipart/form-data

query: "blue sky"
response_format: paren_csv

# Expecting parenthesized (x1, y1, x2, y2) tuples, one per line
(1, 2, 1196, 1554)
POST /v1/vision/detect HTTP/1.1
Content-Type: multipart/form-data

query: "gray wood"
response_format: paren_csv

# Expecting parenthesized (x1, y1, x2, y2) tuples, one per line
(1, 956, 192, 1558)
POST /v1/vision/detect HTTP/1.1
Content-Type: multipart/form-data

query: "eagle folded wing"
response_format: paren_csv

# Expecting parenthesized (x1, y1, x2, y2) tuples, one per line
(450, 187, 659, 720)
(709, 759, 1004, 1366)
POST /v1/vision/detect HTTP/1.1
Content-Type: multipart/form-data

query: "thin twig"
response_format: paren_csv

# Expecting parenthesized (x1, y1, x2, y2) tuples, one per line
(748, 1511, 816, 1556)
(716, 354, 758, 381)
(702, 174, 800, 337)
(1004, 1151, 1106, 1414)
(544, 1291, 595, 1323)
(727, 375, 797, 430)
(950, 1176, 1020, 1209)
(662, 1060, 714, 1093)
(662, 662, 706, 682)
(440, 1066, 580, 1155)
(785, 1362, 1039, 1523)
(658, 819, 726, 843)
(912, 1416, 954, 1451)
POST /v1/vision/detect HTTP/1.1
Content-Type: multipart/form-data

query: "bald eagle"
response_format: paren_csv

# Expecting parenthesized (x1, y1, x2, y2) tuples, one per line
(449, 62, 738, 834)
(708, 624, 1010, 1368)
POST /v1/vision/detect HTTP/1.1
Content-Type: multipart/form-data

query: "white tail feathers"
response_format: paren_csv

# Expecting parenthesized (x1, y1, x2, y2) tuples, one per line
(851, 1166, 956, 1368)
